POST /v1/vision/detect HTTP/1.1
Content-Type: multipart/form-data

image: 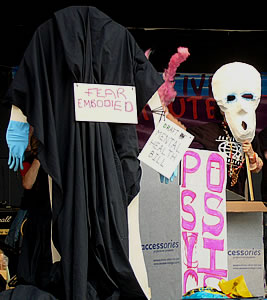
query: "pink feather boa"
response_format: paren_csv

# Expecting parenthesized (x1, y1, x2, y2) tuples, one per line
(158, 47, 190, 106)
(145, 48, 152, 59)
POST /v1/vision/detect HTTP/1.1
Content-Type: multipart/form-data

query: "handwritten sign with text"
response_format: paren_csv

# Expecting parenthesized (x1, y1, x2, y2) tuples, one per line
(138, 118, 194, 178)
(73, 83, 137, 123)
(180, 149, 227, 294)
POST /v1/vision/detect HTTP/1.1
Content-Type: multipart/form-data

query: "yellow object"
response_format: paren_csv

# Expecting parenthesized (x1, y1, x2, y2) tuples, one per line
(219, 275, 253, 298)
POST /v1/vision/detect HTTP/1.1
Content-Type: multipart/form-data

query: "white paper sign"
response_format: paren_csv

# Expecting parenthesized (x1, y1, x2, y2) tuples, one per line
(138, 118, 194, 178)
(180, 149, 228, 294)
(73, 83, 137, 123)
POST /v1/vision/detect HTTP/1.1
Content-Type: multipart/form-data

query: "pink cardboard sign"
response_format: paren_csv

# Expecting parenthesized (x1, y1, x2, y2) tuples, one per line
(180, 149, 228, 293)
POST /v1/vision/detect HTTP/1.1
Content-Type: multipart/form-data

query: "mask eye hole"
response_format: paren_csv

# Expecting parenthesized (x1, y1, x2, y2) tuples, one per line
(242, 93, 254, 100)
(227, 95, 236, 102)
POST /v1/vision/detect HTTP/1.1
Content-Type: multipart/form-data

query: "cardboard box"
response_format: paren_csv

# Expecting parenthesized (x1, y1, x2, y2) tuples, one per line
(227, 212, 265, 297)
(139, 162, 266, 299)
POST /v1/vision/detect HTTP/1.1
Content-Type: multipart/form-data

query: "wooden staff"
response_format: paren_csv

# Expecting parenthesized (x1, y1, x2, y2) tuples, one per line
(245, 153, 254, 201)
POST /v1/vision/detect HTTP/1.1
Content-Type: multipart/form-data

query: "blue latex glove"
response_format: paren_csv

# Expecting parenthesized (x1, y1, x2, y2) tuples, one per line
(6, 120, 30, 171)
(159, 167, 178, 184)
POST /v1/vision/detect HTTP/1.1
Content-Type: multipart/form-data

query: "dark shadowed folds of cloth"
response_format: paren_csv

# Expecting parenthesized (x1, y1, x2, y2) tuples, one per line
(4, 6, 163, 300)
(0, 285, 57, 300)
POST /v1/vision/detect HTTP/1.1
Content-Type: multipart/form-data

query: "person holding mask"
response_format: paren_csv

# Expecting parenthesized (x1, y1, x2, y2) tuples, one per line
(165, 105, 263, 197)
(162, 62, 263, 199)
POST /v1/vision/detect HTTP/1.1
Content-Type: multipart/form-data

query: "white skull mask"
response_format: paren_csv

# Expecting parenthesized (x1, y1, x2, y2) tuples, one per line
(211, 62, 261, 143)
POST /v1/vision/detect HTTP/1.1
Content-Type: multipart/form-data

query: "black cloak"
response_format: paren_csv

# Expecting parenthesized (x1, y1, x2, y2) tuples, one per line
(5, 6, 163, 300)
(0, 285, 57, 300)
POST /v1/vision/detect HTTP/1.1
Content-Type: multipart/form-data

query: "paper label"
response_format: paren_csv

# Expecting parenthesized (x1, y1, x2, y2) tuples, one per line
(138, 118, 194, 178)
(74, 83, 137, 123)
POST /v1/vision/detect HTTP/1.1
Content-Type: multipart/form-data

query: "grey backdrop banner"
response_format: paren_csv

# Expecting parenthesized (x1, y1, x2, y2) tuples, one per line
(139, 162, 265, 299)
(139, 162, 182, 299)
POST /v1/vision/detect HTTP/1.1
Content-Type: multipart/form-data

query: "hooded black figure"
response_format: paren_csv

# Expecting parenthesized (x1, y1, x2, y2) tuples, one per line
(5, 6, 163, 300)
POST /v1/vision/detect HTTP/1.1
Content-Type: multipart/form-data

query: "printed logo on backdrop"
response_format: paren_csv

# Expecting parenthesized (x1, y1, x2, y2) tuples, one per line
(142, 240, 180, 267)
(142, 240, 179, 252)
(180, 149, 228, 294)
(73, 83, 137, 123)
(228, 248, 263, 272)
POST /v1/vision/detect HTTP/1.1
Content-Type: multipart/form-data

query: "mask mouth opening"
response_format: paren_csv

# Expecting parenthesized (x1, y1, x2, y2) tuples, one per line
(242, 121, 247, 130)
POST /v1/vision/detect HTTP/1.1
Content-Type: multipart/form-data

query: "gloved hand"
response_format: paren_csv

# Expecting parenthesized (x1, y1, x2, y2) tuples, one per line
(159, 167, 178, 184)
(6, 120, 30, 171)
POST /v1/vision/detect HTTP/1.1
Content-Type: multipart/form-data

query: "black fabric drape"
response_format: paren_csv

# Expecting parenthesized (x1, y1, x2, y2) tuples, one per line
(0, 285, 57, 300)
(5, 6, 163, 300)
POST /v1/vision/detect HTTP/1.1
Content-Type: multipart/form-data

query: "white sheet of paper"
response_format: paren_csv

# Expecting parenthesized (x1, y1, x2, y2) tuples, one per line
(73, 83, 137, 124)
(138, 118, 194, 178)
